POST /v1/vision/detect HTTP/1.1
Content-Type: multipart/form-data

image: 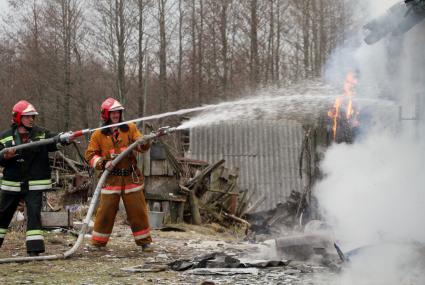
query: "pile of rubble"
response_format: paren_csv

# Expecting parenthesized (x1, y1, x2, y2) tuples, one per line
(178, 158, 251, 229)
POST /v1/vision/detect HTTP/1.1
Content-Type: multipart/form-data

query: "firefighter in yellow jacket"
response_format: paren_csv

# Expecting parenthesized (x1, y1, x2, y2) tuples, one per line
(85, 98, 152, 251)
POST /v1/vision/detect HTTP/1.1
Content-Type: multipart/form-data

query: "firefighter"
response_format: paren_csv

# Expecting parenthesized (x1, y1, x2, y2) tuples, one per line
(0, 100, 68, 256)
(85, 98, 152, 251)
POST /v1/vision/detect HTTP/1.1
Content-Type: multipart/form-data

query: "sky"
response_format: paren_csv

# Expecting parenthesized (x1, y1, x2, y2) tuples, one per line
(0, 0, 8, 16)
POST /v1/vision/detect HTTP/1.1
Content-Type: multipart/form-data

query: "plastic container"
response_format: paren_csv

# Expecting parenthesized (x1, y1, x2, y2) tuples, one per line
(149, 211, 165, 229)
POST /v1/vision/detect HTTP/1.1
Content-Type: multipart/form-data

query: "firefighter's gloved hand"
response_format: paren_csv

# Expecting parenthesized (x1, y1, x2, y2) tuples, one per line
(105, 161, 115, 172)
(54, 132, 72, 146)
(3, 148, 16, 160)
(137, 140, 151, 153)
(92, 157, 106, 170)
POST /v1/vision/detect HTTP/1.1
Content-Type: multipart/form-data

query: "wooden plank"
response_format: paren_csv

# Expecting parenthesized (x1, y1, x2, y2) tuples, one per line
(151, 160, 168, 176)
(167, 160, 175, 176)
(186, 159, 226, 189)
(220, 168, 230, 181)
(145, 192, 187, 202)
(41, 211, 73, 228)
(138, 150, 150, 176)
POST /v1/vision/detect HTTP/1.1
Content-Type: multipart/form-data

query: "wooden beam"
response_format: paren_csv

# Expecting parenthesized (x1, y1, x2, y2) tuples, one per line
(223, 212, 251, 228)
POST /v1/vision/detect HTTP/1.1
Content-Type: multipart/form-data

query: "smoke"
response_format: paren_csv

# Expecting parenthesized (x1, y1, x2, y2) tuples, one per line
(340, 243, 425, 285)
(317, 131, 425, 246)
(317, 0, 425, 284)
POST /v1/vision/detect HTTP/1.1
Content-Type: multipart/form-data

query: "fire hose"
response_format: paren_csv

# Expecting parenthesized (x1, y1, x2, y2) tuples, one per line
(0, 130, 87, 156)
(0, 126, 177, 264)
(0, 113, 179, 156)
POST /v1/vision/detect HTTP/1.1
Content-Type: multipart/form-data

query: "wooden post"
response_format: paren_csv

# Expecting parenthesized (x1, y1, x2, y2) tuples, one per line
(189, 191, 202, 225)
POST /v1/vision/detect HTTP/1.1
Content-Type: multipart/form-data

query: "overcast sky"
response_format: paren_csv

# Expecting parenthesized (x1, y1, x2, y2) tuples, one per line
(0, 0, 9, 18)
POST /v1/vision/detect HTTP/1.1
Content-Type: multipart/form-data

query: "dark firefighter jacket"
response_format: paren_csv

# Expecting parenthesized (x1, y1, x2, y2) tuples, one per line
(0, 126, 58, 193)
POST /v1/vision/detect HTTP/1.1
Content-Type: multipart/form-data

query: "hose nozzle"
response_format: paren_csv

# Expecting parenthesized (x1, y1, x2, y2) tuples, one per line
(155, 126, 178, 137)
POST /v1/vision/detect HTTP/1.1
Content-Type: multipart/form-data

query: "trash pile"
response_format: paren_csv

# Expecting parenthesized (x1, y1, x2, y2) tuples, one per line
(49, 150, 93, 207)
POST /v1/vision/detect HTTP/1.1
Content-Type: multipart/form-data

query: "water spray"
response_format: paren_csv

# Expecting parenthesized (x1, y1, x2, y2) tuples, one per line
(0, 85, 394, 155)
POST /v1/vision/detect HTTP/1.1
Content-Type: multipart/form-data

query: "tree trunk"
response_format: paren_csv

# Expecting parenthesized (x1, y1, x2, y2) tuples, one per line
(220, 0, 229, 95)
(266, 0, 275, 83)
(190, 0, 197, 104)
(138, 0, 145, 116)
(73, 44, 88, 129)
(158, 0, 167, 112)
(197, 0, 203, 105)
(62, 0, 72, 130)
(275, 0, 281, 85)
(302, 0, 311, 78)
(319, 0, 326, 74)
(116, 0, 126, 104)
(250, 0, 259, 88)
(177, 0, 183, 109)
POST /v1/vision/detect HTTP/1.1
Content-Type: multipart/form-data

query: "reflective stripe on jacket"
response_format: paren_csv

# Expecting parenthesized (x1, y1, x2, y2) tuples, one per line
(0, 126, 57, 193)
(85, 123, 149, 192)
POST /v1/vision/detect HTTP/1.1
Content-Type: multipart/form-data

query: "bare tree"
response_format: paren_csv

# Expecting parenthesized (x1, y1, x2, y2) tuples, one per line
(197, 0, 204, 104)
(190, 0, 197, 104)
(0, 0, 355, 132)
(177, 0, 184, 108)
(91, 0, 137, 105)
(220, 0, 230, 94)
(249, 0, 259, 87)
(158, 0, 167, 112)
(137, 0, 150, 116)
(116, 0, 126, 103)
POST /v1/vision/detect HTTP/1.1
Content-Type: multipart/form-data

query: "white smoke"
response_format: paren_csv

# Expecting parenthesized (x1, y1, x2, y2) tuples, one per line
(317, 0, 425, 284)
(317, 131, 425, 246)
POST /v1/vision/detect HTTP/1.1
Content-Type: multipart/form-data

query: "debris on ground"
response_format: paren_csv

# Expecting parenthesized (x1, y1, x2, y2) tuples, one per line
(0, 222, 338, 284)
(168, 251, 289, 271)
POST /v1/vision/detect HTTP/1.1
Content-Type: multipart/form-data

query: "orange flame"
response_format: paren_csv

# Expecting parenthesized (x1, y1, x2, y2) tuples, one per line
(328, 72, 359, 142)
(344, 72, 357, 120)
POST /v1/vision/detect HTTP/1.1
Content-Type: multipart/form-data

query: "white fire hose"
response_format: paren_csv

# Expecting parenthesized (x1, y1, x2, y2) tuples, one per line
(0, 127, 177, 264)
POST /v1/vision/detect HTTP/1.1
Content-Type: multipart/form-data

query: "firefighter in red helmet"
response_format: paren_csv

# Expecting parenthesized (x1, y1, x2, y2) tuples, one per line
(0, 100, 71, 256)
(85, 98, 153, 251)
(100, 97, 125, 122)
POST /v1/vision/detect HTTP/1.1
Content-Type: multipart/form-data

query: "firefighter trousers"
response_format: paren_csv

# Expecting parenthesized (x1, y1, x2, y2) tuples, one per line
(92, 190, 152, 247)
(0, 190, 44, 254)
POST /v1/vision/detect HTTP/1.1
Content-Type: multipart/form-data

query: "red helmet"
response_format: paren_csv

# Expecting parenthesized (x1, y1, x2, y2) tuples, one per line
(100, 98, 124, 122)
(12, 100, 39, 126)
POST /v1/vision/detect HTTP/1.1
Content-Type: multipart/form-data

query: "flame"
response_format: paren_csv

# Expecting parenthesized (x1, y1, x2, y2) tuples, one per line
(344, 72, 357, 120)
(328, 72, 359, 142)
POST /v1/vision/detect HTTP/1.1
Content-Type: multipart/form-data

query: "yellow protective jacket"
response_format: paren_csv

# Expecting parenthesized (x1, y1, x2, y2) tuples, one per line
(85, 123, 149, 195)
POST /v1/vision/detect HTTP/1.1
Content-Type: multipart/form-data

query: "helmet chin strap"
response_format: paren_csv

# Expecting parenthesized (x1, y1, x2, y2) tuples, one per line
(17, 124, 32, 133)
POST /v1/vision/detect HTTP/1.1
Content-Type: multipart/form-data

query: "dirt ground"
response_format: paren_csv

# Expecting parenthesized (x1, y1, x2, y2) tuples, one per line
(0, 221, 336, 285)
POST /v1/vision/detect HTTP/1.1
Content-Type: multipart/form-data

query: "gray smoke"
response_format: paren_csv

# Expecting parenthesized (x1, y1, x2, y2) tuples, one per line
(316, 1, 425, 284)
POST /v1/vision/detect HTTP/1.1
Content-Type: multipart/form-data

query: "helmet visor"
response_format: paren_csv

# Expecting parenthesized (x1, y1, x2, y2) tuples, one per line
(23, 111, 39, 116)
(109, 106, 124, 112)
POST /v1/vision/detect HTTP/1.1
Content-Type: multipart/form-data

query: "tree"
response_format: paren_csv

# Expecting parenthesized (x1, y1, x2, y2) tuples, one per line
(137, 0, 150, 116)
(158, 0, 167, 112)
(249, 0, 259, 87)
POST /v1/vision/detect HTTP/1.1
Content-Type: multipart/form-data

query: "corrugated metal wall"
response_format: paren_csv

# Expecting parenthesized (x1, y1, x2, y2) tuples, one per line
(188, 120, 305, 211)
